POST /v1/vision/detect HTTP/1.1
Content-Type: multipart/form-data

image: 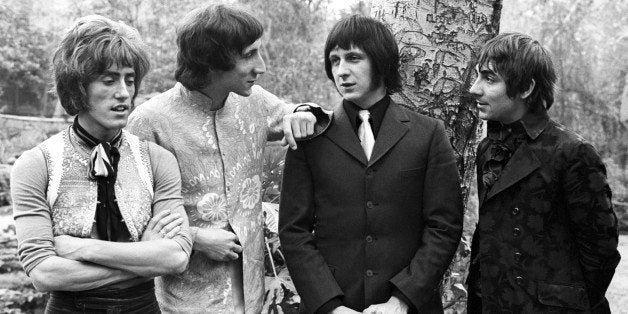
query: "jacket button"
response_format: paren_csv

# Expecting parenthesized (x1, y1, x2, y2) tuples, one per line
(513, 227, 521, 237)
(366, 169, 374, 176)
(512, 207, 520, 216)
(365, 270, 373, 277)
(366, 201, 374, 209)
(515, 275, 524, 286)
(514, 251, 522, 262)
(366, 235, 373, 243)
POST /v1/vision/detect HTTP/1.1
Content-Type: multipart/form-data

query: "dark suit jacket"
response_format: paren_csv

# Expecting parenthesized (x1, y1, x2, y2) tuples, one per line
(469, 113, 620, 313)
(279, 100, 463, 313)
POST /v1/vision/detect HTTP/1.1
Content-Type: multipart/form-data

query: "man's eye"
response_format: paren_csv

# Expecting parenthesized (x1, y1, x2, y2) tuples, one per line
(244, 50, 257, 58)
(348, 54, 362, 62)
(126, 79, 135, 86)
(330, 58, 340, 65)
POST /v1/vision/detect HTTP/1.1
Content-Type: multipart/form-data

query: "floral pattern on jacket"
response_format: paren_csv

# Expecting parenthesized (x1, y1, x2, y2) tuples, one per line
(470, 114, 620, 313)
(127, 83, 298, 313)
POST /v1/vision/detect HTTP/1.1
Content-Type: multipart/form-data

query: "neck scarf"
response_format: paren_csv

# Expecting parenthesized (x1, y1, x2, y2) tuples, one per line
(481, 121, 529, 191)
(72, 118, 130, 242)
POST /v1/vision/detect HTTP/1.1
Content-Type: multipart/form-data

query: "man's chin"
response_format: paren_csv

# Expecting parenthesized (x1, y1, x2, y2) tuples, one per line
(234, 89, 253, 97)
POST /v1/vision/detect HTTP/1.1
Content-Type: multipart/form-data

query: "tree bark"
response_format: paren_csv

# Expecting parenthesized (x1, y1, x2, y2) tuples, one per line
(370, 0, 502, 311)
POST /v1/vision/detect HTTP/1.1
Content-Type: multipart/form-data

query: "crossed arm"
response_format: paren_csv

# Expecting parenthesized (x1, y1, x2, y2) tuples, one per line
(11, 146, 191, 292)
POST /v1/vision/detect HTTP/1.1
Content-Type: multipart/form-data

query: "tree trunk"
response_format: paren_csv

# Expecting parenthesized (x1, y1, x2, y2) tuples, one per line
(370, 0, 502, 311)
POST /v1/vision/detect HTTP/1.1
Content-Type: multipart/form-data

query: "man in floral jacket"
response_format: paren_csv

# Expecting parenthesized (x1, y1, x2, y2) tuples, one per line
(128, 4, 329, 313)
(467, 32, 620, 313)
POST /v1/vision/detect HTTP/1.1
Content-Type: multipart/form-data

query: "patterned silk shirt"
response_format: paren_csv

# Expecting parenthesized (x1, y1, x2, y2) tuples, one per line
(470, 109, 620, 313)
(128, 83, 302, 313)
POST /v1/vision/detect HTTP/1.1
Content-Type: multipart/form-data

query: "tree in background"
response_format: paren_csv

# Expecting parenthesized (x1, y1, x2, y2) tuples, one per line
(502, 0, 628, 227)
(242, 0, 338, 107)
(370, 0, 502, 311)
(0, 1, 54, 116)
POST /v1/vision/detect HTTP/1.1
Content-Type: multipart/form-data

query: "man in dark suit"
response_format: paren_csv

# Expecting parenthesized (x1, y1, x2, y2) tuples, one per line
(467, 33, 620, 313)
(279, 15, 463, 314)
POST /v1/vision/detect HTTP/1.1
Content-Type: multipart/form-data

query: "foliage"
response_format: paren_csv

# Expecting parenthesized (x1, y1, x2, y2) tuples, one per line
(501, 0, 628, 200)
(0, 1, 54, 116)
(2, 0, 628, 312)
(242, 0, 340, 107)
(261, 142, 300, 313)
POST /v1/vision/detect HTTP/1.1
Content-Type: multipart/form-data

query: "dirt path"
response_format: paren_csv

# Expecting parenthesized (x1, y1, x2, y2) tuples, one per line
(608, 235, 628, 313)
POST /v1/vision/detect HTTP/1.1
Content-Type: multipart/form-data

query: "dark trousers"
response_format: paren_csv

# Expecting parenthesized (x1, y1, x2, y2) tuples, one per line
(45, 280, 160, 314)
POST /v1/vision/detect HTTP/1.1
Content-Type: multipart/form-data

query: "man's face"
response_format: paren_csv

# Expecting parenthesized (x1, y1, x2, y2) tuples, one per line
(329, 45, 385, 109)
(469, 62, 528, 124)
(79, 64, 135, 141)
(214, 38, 266, 97)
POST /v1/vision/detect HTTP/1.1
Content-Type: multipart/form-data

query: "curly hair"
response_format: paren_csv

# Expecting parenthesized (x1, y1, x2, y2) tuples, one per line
(52, 15, 150, 115)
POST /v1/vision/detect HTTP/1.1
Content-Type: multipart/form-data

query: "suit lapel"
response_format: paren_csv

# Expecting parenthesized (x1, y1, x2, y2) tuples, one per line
(369, 102, 409, 166)
(484, 142, 541, 203)
(324, 103, 369, 165)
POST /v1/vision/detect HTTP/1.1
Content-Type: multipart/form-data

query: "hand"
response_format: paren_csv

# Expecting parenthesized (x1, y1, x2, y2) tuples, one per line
(193, 228, 242, 262)
(363, 296, 409, 314)
(280, 111, 316, 150)
(142, 210, 183, 241)
(330, 306, 360, 314)
(54, 235, 89, 261)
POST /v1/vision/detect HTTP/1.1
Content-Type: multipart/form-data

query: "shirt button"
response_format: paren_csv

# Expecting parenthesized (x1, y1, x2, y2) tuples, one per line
(365, 270, 373, 277)
(513, 227, 521, 237)
(366, 201, 374, 209)
(512, 207, 520, 216)
(366, 235, 373, 243)
(515, 275, 524, 286)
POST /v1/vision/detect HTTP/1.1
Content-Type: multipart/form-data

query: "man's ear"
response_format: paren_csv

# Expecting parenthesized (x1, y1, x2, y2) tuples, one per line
(520, 79, 536, 100)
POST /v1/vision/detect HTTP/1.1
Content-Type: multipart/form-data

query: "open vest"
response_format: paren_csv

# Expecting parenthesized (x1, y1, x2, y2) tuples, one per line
(39, 127, 154, 241)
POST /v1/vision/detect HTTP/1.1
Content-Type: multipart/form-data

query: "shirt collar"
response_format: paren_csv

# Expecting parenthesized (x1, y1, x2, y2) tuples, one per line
(176, 82, 219, 112)
(342, 95, 390, 134)
(487, 108, 550, 141)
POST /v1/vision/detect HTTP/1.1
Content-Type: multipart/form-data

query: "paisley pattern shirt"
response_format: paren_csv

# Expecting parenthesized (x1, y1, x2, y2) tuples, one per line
(470, 110, 620, 313)
(128, 83, 300, 313)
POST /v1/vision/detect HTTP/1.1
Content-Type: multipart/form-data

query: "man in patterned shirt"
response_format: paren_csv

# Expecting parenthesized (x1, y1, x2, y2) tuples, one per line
(467, 32, 620, 313)
(128, 4, 329, 313)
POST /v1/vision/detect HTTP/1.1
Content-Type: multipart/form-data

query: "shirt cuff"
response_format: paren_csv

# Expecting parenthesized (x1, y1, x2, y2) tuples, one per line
(316, 297, 343, 314)
(292, 104, 333, 140)
(392, 289, 417, 314)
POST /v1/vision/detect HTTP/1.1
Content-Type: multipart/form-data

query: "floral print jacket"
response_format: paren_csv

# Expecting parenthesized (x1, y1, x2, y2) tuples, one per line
(127, 83, 327, 313)
(469, 110, 620, 313)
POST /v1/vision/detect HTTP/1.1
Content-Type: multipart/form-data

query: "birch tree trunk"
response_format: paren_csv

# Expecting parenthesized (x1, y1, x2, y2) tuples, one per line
(370, 0, 502, 311)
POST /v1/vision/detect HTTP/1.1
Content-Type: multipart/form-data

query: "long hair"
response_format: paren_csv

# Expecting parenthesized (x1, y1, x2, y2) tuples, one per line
(324, 15, 402, 94)
(52, 15, 150, 115)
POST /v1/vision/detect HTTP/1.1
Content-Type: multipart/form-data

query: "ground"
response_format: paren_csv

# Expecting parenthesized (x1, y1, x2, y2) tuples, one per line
(608, 235, 628, 313)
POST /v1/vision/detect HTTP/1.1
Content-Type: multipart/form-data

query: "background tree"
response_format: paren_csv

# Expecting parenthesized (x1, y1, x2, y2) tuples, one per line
(0, 0, 55, 116)
(2, 0, 627, 312)
(502, 0, 628, 229)
(370, 0, 502, 311)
